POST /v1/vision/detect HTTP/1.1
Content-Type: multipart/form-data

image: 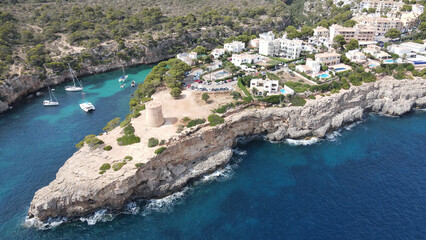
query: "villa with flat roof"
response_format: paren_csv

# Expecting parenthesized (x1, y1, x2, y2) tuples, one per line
(224, 41, 245, 53)
(231, 53, 262, 67)
(177, 52, 198, 66)
(250, 78, 279, 95)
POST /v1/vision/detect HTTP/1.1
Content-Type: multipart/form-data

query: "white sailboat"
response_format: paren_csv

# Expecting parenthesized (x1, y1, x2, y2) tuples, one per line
(65, 63, 83, 92)
(118, 65, 128, 82)
(43, 86, 59, 106)
(79, 92, 95, 112)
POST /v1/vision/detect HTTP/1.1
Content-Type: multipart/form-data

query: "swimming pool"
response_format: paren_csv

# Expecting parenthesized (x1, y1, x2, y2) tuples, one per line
(317, 73, 331, 78)
(384, 59, 396, 63)
(334, 67, 346, 72)
(369, 64, 377, 68)
(280, 89, 287, 94)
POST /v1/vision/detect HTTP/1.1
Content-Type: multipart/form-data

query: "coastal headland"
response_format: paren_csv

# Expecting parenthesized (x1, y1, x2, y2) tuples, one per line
(27, 77, 426, 223)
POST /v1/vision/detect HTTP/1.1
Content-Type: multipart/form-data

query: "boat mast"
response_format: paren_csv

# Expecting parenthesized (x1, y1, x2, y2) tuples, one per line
(68, 63, 77, 87)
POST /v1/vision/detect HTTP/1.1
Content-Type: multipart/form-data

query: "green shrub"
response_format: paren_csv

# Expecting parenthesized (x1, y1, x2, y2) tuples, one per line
(103, 145, 112, 151)
(120, 119, 131, 128)
(308, 95, 316, 100)
(124, 156, 133, 161)
(176, 124, 185, 133)
(231, 91, 242, 100)
(99, 163, 111, 171)
(155, 147, 167, 154)
(124, 124, 135, 135)
(85, 136, 104, 149)
(99, 170, 106, 174)
(148, 137, 159, 147)
(290, 96, 306, 106)
(208, 114, 224, 126)
(213, 103, 235, 113)
(182, 117, 191, 122)
(262, 95, 283, 104)
(160, 140, 165, 145)
(135, 163, 144, 168)
(76, 141, 84, 149)
(186, 118, 206, 128)
(202, 93, 210, 102)
(117, 134, 141, 146)
(103, 117, 120, 133)
(112, 162, 126, 171)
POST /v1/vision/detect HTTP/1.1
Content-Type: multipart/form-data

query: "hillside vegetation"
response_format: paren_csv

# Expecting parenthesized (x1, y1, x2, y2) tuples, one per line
(0, 0, 300, 79)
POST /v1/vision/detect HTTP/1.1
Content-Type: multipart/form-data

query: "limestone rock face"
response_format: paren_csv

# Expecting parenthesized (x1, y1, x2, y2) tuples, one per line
(28, 78, 426, 222)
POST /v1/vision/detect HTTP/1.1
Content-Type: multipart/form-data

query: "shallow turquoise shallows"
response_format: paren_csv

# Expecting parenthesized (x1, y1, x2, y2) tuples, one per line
(1, 64, 426, 239)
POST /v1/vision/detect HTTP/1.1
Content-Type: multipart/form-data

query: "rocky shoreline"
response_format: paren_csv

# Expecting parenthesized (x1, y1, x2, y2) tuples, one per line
(27, 78, 426, 223)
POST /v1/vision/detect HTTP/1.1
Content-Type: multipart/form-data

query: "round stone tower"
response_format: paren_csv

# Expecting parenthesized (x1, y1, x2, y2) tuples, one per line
(145, 101, 165, 127)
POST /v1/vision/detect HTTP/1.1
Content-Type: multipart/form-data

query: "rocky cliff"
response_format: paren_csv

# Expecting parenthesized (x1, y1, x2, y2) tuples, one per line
(27, 78, 426, 222)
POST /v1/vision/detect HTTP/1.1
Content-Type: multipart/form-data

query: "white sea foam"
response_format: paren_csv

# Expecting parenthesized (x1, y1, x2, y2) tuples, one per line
(24, 216, 67, 230)
(344, 120, 363, 131)
(142, 187, 189, 216)
(232, 148, 247, 156)
(123, 202, 140, 215)
(79, 209, 114, 225)
(285, 137, 320, 146)
(201, 165, 234, 183)
(326, 131, 341, 142)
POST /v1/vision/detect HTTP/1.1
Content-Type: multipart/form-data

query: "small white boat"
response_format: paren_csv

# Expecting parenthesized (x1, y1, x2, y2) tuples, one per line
(65, 64, 83, 92)
(118, 65, 128, 82)
(120, 84, 125, 88)
(79, 92, 95, 112)
(43, 86, 59, 106)
(131, 81, 136, 87)
(80, 102, 95, 112)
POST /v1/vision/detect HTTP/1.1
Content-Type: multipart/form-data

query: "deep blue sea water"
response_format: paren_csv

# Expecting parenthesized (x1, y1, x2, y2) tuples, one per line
(0, 65, 426, 239)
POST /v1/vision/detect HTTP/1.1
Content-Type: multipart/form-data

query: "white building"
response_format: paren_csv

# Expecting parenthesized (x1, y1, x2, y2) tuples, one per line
(231, 53, 262, 67)
(258, 32, 304, 59)
(400, 42, 425, 53)
(412, 4, 424, 15)
(359, 0, 404, 13)
(177, 52, 198, 66)
(248, 38, 260, 48)
(362, 45, 391, 60)
(224, 41, 245, 53)
(259, 31, 276, 41)
(250, 78, 279, 95)
(345, 49, 367, 63)
(388, 45, 417, 58)
(280, 38, 303, 59)
(296, 58, 321, 75)
(211, 48, 226, 59)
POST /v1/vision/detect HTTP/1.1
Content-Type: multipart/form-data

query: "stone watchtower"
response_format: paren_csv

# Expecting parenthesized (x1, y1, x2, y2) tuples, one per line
(145, 102, 164, 127)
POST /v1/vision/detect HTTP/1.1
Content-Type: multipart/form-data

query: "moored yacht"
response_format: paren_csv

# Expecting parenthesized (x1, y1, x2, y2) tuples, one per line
(79, 92, 95, 112)
(65, 63, 83, 92)
(43, 86, 59, 106)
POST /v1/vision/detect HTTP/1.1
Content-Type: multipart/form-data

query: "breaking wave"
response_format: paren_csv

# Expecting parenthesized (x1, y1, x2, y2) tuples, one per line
(24, 216, 67, 230)
(80, 209, 114, 226)
(141, 187, 190, 216)
(285, 137, 320, 146)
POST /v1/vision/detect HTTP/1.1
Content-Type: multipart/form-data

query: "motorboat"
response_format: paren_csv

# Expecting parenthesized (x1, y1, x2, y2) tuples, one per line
(43, 86, 59, 106)
(65, 64, 83, 92)
(118, 65, 128, 82)
(131, 81, 136, 87)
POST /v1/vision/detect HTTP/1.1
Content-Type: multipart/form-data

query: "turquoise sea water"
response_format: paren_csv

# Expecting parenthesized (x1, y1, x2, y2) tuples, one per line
(0, 64, 426, 239)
